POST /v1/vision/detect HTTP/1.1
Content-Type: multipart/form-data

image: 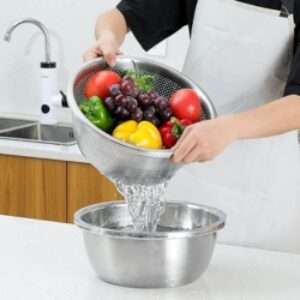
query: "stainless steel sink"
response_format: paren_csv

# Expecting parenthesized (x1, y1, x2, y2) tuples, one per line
(0, 117, 35, 132)
(0, 118, 76, 145)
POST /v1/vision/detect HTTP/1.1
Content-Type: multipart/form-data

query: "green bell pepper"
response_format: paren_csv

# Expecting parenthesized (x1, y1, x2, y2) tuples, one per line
(80, 96, 114, 132)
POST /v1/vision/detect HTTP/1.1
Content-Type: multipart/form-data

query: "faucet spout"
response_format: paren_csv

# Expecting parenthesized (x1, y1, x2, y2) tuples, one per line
(4, 18, 52, 63)
(3, 32, 11, 42)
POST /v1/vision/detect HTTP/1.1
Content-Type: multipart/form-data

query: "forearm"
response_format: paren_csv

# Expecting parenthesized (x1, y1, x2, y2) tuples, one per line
(230, 95, 300, 140)
(95, 9, 128, 46)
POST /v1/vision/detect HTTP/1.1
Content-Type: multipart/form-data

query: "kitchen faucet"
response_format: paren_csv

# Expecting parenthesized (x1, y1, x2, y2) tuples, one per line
(4, 18, 68, 124)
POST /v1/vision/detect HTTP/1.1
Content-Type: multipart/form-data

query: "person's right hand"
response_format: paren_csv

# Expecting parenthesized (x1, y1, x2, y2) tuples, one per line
(83, 33, 121, 66)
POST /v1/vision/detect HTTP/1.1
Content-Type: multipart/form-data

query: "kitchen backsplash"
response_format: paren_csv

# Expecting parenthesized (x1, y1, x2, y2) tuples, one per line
(0, 0, 189, 123)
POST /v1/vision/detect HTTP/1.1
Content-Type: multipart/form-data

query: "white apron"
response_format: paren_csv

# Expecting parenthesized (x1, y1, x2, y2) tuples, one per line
(167, 0, 300, 253)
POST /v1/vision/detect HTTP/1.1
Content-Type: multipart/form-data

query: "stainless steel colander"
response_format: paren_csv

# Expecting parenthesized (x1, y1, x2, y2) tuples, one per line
(67, 56, 217, 185)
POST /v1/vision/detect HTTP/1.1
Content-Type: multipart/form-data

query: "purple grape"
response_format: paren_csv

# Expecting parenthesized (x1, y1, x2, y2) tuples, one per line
(109, 84, 121, 97)
(120, 108, 130, 119)
(144, 105, 161, 126)
(148, 91, 159, 100)
(121, 79, 135, 96)
(153, 96, 167, 107)
(148, 116, 161, 127)
(149, 105, 156, 113)
(126, 97, 138, 113)
(114, 106, 123, 117)
(131, 108, 143, 122)
(114, 94, 125, 106)
(144, 109, 155, 120)
(153, 97, 161, 107)
(104, 97, 116, 112)
(138, 93, 152, 107)
(145, 105, 156, 115)
(120, 96, 129, 107)
(159, 108, 173, 121)
(127, 96, 138, 104)
(156, 96, 169, 111)
(131, 87, 140, 98)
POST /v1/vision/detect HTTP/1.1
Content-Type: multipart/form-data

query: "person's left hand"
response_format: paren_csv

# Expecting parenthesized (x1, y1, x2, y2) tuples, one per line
(172, 116, 238, 163)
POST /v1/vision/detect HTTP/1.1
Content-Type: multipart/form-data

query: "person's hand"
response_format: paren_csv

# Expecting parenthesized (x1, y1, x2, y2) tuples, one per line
(172, 116, 238, 163)
(83, 32, 121, 66)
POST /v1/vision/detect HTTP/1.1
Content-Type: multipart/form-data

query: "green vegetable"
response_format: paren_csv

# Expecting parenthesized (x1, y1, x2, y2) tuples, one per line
(125, 70, 155, 93)
(80, 96, 114, 132)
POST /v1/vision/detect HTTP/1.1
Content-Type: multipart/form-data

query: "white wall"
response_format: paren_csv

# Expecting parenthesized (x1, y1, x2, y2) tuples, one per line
(0, 0, 189, 123)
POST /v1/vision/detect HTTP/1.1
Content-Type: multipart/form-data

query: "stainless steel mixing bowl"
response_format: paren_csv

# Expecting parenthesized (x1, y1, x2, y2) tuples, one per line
(68, 56, 217, 185)
(75, 201, 226, 288)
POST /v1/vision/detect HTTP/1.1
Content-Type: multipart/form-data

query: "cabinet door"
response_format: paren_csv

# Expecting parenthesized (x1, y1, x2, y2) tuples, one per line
(0, 155, 67, 222)
(67, 162, 122, 223)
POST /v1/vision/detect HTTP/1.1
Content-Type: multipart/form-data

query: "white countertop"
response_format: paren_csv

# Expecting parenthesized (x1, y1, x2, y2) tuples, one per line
(0, 138, 86, 163)
(0, 215, 299, 300)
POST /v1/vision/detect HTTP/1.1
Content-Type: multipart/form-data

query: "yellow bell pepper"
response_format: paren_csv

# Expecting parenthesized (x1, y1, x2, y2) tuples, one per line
(112, 120, 138, 142)
(113, 120, 162, 150)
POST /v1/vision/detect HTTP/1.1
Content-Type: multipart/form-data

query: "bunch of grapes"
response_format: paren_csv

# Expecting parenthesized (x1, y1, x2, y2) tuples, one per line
(104, 76, 172, 127)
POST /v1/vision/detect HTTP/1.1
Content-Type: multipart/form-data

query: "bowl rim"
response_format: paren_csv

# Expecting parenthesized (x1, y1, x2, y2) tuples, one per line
(67, 55, 217, 159)
(74, 201, 226, 240)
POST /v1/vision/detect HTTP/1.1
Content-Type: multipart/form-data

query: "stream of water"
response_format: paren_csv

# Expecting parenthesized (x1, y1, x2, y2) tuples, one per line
(115, 181, 169, 232)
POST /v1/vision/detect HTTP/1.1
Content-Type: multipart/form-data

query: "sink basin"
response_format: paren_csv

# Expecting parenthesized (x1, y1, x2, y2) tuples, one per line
(0, 117, 35, 132)
(0, 121, 76, 145)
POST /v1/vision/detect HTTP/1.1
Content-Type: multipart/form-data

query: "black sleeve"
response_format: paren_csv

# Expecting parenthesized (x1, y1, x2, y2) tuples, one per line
(117, 0, 189, 51)
(284, 2, 300, 95)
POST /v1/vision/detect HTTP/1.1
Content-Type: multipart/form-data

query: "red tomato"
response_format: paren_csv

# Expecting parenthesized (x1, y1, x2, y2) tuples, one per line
(169, 89, 202, 123)
(84, 70, 121, 99)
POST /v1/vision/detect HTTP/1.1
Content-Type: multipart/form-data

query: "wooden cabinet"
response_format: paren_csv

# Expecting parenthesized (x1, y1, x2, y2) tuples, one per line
(0, 155, 121, 223)
(67, 162, 122, 223)
(0, 155, 66, 222)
